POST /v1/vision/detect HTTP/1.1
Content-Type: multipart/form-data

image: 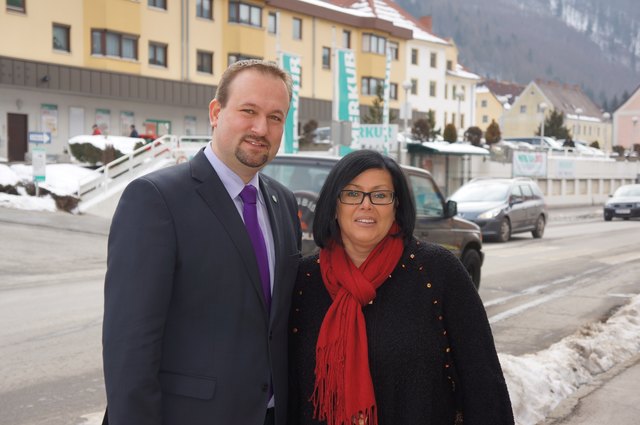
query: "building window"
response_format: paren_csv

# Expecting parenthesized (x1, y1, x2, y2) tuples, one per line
(452, 85, 457, 98)
(411, 48, 418, 65)
(228, 53, 260, 66)
(444, 112, 448, 124)
(343, 30, 351, 49)
(452, 113, 456, 125)
(229, 2, 262, 27)
(520, 105, 527, 113)
(148, 0, 166, 10)
(7, 0, 25, 12)
(52, 24, 70, 52)
(149, 42, 167, 67)
(361, 77, 384, 96)
(482, 115, 488, 123)
(446, 60, 452, 70)
(461, 114, 465, 128)
(322, 47, 331, 69)
(430, 52, 437, 68)
(292, 17, 302, 40)
(390, 83, 398, 100)
(267, 11, 277, 34)
(481, 99, 488, 108)
(197, 51, 213, 74)
(410, 79, 417, 95)
(91, 29, 138, 60)
(362, 33, 386, 55)
(196, 0, 212, 19)
(388, 41, 398, 60)
(429, 81, 436, 97)
(444, 83, 448, 99)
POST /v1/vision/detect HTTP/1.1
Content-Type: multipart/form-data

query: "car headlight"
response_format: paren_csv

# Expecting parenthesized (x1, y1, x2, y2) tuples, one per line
(478, 207, 503, 219)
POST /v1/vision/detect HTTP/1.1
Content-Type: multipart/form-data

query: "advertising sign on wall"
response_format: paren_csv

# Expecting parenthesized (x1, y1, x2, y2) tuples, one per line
(513, 152, 548, 177)
(41, 104, 58, 137)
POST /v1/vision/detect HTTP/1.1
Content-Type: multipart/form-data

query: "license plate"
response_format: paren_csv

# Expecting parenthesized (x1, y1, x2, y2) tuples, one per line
(615, 209, 631, 214)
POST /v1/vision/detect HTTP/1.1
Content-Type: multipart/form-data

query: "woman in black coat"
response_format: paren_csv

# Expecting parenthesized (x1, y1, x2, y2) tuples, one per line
(288, 150, 514, 425)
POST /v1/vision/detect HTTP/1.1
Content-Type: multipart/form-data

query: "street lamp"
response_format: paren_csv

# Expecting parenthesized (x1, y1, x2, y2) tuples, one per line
(575, 107, 583, 138)
(539, 102, 548, 142)
(455, 91, 464, 133)
(400, 79, 413, 163)
(602, 112, 611, 151)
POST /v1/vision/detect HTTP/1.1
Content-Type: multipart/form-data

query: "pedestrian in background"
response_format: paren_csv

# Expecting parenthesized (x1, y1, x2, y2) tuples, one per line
(288, 150, 514, 425)
(92, 124, 102, 135)
(103, 59, 301, 425)
(129, 124, 139, 138)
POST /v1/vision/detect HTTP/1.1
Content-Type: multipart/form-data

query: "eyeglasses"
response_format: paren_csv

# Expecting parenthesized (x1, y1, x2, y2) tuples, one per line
(338, 190, 395, 205)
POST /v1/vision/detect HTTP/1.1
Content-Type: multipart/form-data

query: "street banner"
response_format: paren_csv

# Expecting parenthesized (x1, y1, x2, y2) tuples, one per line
(281, 52, 300, 153)
(382, 45, 392, 152)
(334, 49, 360, 147)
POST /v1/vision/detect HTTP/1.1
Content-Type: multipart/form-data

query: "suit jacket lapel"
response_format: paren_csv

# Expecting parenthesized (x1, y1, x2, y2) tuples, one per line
(259, 177, 287, 325)
(190, 150, 269, 316)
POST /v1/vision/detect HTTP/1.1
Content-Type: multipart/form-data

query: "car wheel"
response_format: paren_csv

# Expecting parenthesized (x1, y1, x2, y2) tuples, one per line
(497, 217, 511, 242)
(532, 215, 545, 238)
(461, 249, 482, 290)
(604, 212, 612, 221)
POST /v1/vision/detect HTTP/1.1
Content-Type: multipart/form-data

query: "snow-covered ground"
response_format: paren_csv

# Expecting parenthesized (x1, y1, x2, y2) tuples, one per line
(1, 163, 639, 425)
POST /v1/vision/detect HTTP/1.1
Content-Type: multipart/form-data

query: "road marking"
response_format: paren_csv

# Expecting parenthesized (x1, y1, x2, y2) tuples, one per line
(485, 267, 604, 323)
(598, 251, 640, 265)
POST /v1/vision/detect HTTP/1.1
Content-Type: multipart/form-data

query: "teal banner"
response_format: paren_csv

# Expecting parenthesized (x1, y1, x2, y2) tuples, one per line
(281, 52, 300, 153)
(382, 45, 392, 152)
(335, 49, 360, 147)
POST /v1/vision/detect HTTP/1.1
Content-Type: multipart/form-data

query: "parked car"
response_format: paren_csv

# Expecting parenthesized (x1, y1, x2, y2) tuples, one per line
(603, 184, 640, 221)
(449, 177, 548, 242)
(261, 154, 485, 288)
(557, 139, 606, 157)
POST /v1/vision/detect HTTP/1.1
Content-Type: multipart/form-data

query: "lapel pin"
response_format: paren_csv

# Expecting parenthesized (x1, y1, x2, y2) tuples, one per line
(272, 195, 278, 203)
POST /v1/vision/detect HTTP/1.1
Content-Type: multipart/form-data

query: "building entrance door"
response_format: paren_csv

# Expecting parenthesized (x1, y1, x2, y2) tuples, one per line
(8, 113, 28, 162)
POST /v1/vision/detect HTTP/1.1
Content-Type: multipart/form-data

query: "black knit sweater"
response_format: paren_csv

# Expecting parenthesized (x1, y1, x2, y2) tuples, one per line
(288, 238, 514, 425)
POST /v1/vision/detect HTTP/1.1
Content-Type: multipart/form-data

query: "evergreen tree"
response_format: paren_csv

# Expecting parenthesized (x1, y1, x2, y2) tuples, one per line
(362, 84, 397, 124)
(537, 109, 570, 140)
(464, 126, 483, 146)
(443, 123, 458, 143)
(485, 119, 501, 144)
(411, 118, 430, 142)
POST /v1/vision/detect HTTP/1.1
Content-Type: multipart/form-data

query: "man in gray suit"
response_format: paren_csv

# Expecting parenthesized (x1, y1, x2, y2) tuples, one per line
(103, 60, 301, 425)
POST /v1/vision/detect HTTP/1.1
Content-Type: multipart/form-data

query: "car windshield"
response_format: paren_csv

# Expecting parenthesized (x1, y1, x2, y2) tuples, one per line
(451, 182, 510, 202)
(614, 185, 640, 197)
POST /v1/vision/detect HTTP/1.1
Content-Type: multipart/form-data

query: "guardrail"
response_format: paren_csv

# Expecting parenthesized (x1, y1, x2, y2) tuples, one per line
(76, 135, 177, 201)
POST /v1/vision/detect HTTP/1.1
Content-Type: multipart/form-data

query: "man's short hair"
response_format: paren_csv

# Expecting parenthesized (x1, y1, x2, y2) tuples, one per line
(214, 59, 293, 108)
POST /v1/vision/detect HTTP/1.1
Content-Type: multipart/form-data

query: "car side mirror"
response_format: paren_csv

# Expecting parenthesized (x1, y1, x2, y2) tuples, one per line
(445, 200, 457, 218)
(510, 195, 523, 205)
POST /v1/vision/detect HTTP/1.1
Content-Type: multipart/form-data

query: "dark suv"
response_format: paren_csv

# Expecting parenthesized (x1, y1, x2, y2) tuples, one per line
(449, 177, 548, 242)
(261, 154, 485, 288)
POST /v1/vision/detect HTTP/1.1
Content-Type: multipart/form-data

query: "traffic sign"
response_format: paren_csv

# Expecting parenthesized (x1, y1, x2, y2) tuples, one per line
(28, 132, 52, 144)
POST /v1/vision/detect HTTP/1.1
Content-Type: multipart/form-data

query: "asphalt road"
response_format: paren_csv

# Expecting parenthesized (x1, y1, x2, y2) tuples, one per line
(0, 206, 637, 425)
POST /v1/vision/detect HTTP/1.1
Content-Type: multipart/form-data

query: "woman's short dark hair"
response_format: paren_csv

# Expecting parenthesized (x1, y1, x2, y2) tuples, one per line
(313, 150, 416, 248)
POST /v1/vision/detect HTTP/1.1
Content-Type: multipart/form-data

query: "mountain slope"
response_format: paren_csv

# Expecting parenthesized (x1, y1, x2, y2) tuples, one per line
(396, 0, 640, 109)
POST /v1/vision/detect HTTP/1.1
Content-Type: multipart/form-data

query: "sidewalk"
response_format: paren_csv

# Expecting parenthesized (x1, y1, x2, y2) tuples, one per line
(543, 353, 640, 425)
(0, 206, 111, 235)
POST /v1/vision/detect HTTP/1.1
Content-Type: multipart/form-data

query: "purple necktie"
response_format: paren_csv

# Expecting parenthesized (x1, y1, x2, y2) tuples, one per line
(240, 185, 272, 311)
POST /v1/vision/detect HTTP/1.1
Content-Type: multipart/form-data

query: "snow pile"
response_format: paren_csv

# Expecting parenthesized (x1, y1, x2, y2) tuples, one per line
(68, 135, 144, 155)
(502, 294, 640, 425)
(0, 164, 20, 186)
(0, 163, 98, 212)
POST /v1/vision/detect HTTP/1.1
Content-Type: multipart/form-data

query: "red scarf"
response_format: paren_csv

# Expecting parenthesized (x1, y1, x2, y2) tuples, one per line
(312, 223, 404, 425)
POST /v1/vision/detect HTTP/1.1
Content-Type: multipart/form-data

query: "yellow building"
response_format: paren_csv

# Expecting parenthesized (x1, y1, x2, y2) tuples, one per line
(2, 0, 419, 161)
(502, 80, 611, 149)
